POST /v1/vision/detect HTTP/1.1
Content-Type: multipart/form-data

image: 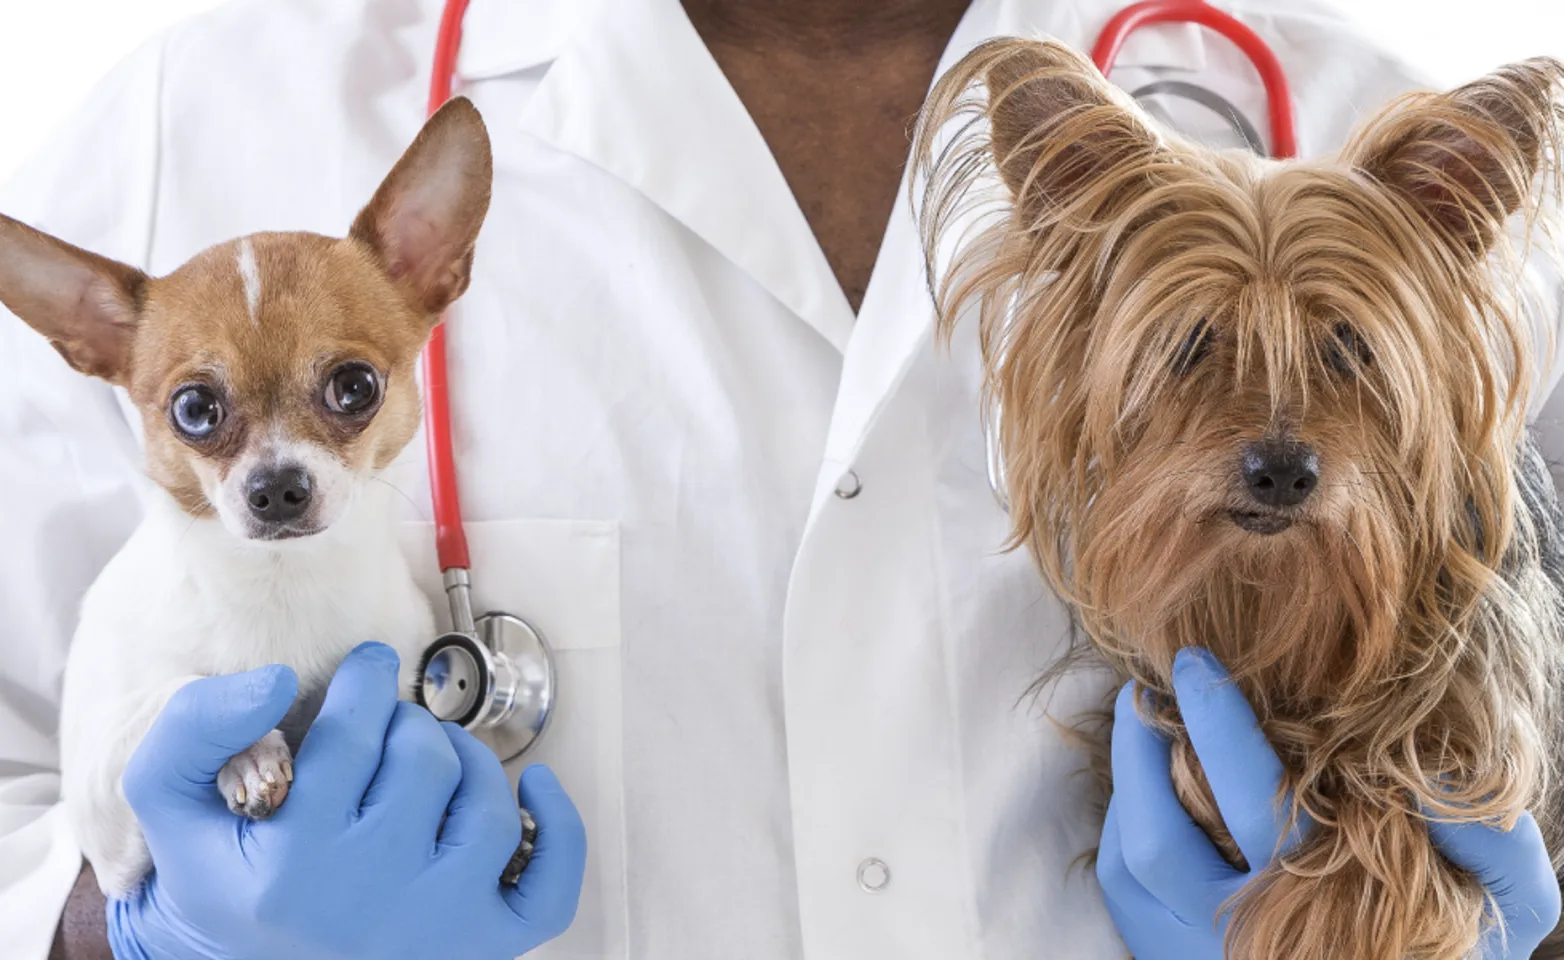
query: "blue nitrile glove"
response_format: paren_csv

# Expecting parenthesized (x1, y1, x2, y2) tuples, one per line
(107, 642, 587, 960)
(1429, 810, 1562, 957)
(1096, 647, 1561, 959)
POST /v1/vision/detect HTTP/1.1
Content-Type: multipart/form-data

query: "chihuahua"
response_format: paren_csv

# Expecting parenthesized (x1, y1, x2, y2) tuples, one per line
(0, 98, 491, 896)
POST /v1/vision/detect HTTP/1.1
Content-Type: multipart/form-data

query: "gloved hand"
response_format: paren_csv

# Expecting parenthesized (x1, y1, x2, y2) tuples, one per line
(1428, 809, 1562, 958)
(1095, 646, 1561, 960)
(107, 642, 587, 960)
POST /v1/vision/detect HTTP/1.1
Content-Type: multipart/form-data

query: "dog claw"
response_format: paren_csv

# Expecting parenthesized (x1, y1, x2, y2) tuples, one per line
(217, 729, 293, 819)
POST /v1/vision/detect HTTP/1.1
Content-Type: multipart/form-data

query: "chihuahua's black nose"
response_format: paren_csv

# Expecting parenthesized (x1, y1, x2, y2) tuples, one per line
(1242, 440, 1319, 508)
(247, 466, 312, 523)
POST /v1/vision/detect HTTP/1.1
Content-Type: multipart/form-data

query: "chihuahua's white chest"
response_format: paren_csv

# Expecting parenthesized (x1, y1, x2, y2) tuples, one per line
(68, 484, 431, 694)
(57, 483, 434, 895)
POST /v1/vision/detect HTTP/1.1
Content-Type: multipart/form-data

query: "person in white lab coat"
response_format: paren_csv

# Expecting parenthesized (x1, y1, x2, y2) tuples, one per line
(1, 1, 1560, 958)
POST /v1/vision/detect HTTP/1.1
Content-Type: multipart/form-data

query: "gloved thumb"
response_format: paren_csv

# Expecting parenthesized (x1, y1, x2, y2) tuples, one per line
(1427, 811, 1562, 954)
(122, 665, 299, 830)
(502, 764, 587, 937)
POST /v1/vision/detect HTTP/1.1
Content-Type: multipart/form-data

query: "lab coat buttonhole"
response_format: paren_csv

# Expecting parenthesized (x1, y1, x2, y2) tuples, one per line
(856, 857, 890, 893)
(834, 470, 862, 499)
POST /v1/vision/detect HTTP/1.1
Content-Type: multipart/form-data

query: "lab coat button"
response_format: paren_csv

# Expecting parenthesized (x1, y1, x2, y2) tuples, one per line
(856, 857, 890, 892)
(834, 470, 862, 499)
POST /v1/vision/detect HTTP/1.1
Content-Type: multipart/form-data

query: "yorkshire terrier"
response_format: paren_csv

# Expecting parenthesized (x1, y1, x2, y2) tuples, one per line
(914, 38, 1564, 960)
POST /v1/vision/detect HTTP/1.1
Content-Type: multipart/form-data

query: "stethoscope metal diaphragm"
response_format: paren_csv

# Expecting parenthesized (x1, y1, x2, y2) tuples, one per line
(414, 569, 557, 763)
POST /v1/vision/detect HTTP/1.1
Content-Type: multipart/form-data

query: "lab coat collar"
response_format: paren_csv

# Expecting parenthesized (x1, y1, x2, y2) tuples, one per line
(455, 0, 1209, 80)
(456, 0, 578, 79)
(996, 0, 1210, 73)
(512, 0, 856, 353)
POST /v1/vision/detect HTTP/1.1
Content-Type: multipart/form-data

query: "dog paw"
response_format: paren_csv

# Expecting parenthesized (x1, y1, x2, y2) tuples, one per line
(217, 729, 293, 819)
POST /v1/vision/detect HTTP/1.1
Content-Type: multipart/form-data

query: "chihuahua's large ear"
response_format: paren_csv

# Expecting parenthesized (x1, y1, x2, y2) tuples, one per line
(1349, 58, 1563, 257)
(972, 39, 1162, 220)
(350, 97, 493, 316)
(0, 214, 146, 383)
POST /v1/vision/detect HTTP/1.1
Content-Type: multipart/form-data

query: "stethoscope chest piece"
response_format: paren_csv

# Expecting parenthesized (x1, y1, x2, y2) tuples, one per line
(416, 570, 556, 762)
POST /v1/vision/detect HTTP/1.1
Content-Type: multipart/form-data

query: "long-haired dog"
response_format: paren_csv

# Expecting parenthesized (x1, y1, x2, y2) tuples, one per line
(914, 38, 1564, 959)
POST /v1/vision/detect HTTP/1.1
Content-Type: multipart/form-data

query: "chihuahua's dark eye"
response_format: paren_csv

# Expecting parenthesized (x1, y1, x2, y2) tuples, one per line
(325, 363, 381, 415)
(1172, 320, 1214, 375)
(169, 385, 224, 440)
(1326, 323, 1371, 376)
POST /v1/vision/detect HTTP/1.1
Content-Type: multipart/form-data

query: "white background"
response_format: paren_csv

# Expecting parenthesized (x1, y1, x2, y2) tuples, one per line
(0, 0, 1561, 186)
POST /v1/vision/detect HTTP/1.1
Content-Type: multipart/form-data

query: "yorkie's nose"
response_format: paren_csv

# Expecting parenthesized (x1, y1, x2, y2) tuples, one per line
(1241, 440, 1319, 508)
(247, 466, 313, 523)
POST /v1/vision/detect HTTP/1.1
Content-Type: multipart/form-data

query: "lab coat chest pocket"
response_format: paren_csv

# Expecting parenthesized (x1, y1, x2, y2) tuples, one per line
(399, 518, 628, 958)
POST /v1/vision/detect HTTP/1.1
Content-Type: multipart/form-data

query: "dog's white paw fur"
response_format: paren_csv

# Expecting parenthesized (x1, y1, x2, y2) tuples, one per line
(217, 729, 293, 819)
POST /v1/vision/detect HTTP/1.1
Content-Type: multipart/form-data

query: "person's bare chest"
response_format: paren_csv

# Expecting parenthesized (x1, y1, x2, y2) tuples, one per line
(685, 4, 969, 312)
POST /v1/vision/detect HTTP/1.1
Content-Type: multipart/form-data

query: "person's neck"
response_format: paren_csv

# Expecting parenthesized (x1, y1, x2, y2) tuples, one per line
(681, 0, 973, 50)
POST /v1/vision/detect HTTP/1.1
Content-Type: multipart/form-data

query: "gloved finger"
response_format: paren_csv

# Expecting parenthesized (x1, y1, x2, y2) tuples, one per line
(501, 765, 586, 939)
(1173, 647, 1294, 870)
(1111, 681, 1235, 922)
(1428, 811, 1562, 952)
(289, 642, 402, 818)
(436, 722, 522, 874)
(123, 665, 298, 832)
(360, 702, 462, 831)
(1097, 794, 1183, 925)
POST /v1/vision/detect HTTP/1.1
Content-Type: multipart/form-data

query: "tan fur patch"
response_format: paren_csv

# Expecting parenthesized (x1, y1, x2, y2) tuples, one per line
(131, 234, 431, 514)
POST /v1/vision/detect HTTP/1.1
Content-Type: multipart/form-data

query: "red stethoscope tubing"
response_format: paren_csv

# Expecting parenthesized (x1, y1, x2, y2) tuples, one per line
(425, 0, 474, 573)
(1090, 0, 1298, 159)
(419, 0, 1297, 573)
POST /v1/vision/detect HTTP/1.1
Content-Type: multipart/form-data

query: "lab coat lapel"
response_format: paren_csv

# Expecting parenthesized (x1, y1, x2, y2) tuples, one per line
(802, 2, 1009, 519)
(800, 0, 1210, 520)
(455, 0, 578, 79)
(514, 0, 855, 353)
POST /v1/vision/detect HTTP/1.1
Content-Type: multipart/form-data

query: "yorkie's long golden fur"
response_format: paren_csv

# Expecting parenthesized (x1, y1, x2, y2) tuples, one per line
(914, 38, 1564, 959)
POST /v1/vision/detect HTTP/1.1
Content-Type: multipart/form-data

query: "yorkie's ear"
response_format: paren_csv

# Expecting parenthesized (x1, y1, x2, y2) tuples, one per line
(1350, 58, 1564, 256)
(977, 39, 1163, 221)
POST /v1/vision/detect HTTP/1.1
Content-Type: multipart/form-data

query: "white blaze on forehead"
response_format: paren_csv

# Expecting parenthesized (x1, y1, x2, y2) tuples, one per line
(237, 239, 262, 325)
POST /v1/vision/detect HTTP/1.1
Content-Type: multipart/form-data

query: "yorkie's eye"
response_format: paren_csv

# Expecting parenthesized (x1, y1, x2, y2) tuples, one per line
(1325, 323, 1372, 376)
(324, 362, 382, 416)
(1172, 320, 1214, 375)
(169, 384, 225, 440)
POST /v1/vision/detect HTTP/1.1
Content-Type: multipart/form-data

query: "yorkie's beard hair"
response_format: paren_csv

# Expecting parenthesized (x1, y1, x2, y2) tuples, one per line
(914, 38, 1564, 960)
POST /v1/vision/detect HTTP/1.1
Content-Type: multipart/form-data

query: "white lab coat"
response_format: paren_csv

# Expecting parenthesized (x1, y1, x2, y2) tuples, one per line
(0, 0, 1556, 957)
